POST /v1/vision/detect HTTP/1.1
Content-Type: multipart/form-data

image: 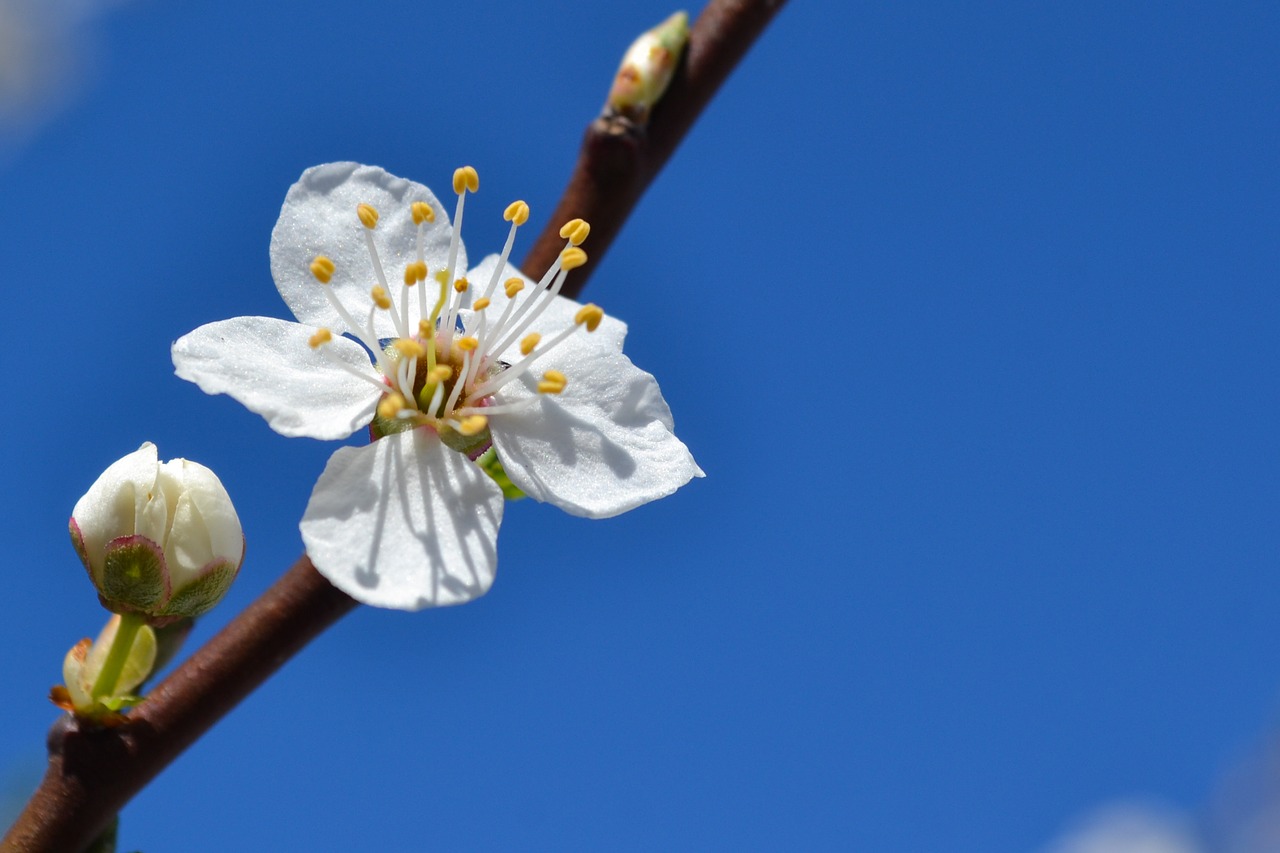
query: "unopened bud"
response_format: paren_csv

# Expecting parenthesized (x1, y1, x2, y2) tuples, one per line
(606, 11, 689, 124)
(70, 442, 244, 624)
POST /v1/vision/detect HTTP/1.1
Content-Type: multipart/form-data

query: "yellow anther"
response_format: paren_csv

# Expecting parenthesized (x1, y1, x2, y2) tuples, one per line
(454, 277, 469, 293)
(419, 319, 434, 338)
(404, 261, 427, 286)
(560, 247, 588, 270)
(428, 365, 453, 383)
(378, 393, 407, 420)
(473, 297, 491, 311)
(452, 165, 479, 194)
(520, 333, 541, 356)
(357, 203, 379, 229)
(370, 286, 392, 310)
(393, 339, 426, 359)
(308, 328, 333, 349)
(455, 336, 479, 352)
(457, 415, 489, 436)
(411, 201, 435, 224)
(504, 278, 525, 298)
(559, 218, 591, 246)
(503, 200, 530, 226)
(574, 303, 604, 332)
(538, 371, 568, 395)
(310, 256, 335, 283)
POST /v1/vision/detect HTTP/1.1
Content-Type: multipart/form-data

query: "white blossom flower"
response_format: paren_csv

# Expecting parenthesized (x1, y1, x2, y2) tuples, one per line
(70, 441, 244, 623)
(172, 162, 702, 611)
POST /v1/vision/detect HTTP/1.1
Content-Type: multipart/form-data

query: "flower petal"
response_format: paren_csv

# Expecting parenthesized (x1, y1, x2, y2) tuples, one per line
(464, 254, 628, 356)
(71, 442, 159, 577)
(172, 316, 379, 440)
(489, 336, 703, 519)
(271, 162, 462, 341)
(300, 430, 504, 611)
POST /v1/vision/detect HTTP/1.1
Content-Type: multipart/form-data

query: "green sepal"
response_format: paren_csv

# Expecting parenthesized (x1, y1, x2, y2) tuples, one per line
(99, 694, 145, 712)
(160, 561, 237, 620)
(478, 449, 526, 501)
(100, 537, 169, 614)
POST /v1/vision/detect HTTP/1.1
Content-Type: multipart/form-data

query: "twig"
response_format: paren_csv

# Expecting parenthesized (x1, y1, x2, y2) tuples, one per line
(522, 0, 789, 299)
(2, 1, 786, 848)
(2, 558, 355, 852)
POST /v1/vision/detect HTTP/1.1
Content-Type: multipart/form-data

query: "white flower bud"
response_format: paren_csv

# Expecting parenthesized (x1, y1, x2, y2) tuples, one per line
(70, 442, 244, 623)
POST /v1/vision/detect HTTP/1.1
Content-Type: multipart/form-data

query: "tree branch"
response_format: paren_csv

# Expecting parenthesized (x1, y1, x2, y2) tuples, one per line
(2, 558, 355, 852)
(3, 1, 786, 848)
(522, 0, 788, 299)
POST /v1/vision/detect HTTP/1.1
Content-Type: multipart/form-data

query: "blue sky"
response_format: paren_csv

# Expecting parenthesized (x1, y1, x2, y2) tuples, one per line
(1, 1, 1278, 850)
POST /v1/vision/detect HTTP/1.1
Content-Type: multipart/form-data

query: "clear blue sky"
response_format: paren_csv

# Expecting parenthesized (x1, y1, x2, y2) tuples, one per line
(2, 1, 1278, 850)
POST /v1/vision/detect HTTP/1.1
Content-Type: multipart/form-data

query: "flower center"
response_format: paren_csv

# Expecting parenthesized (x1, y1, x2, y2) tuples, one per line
(304, 165, 606, 455)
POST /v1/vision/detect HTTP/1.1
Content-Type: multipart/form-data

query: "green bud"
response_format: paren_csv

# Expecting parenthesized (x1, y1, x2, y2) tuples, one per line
(607, 11, 690, 124)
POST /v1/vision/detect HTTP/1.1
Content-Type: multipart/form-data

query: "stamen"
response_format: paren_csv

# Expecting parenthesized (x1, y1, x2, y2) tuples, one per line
(452, 166, 480, 194)
(443, 350, 472, 416)
(411, 202, 435, 224)
(454, 276, 469, 294)
(520, 333, 541, 355)
(469, 306, 598, 401)
(308, 328, 333, 349)
(378, 393, 406, 420)
(394, 339, 427, 359)
(362, 223, 401, 337)
(560, 247, 588, 270)
(357, 203, 379, 230)
(538, 370, 568, 394)
(428, 365, 452, 383)
(457, 415, 488, 436)
(574, 303, 604, 331)
(310, 255, 335, 283)
(371, 286, 392, 310)
(559, 218, 591, 246)
(473, 297, 491, 311)
(455, 336, 479, 352)
(479, 200, 532, 304)
(504, 278, 524, 298)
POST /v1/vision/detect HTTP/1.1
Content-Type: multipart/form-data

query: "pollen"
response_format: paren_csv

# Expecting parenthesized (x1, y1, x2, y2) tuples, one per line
(504, 278, 525, 298)
(378, 393, 407, 420)
(574, 303, 604, 331)
(308, 328, 333, 348)
(403, 260, 427, 285)
(454, 277, 469, 293)
(473, 297, 491, 311)
(310, 255, 335, 283)
(411, 201, 435, 224)
(357, 203, 380, 229)
(560, 247, 588, 270)
(538, 370, 568, 394)
(520, 333, 541, 355)
(458, 414, 489, 436)
(455, 336, 479, 352)
(371, 286, 392, 310)
(394, 339, 426, 359)
(559, 218, 591, 246)
(504, 200, 530, 226)
(452, 165, 479, 194)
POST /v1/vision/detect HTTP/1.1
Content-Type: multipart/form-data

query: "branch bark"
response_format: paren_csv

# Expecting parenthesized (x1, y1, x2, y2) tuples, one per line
(522, 0, 788, 299)
(3, 1, 787, 848)
(2, 558, 355, 852)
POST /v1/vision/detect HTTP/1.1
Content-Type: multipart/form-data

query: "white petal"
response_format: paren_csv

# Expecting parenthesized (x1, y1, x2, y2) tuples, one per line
(270, 163, 462, 341)
(172, 316, 379, 440)
(160, 459, 243, 590)
(178, 459, 244, 568)
(489, 337, 703, 519)
(71, 442, 159, 575)
(300, 430, 504, 611)
(465, 254, 627, 356)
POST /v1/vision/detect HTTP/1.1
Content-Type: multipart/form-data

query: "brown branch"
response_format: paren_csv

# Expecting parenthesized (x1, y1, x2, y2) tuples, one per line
(4, 2, 787, 849)
(2, 558, 356, 852)
(522, 0, 789, 299)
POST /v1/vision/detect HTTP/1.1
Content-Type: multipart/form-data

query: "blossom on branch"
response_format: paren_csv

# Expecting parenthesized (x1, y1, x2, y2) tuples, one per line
(172, 162, 702, 611)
